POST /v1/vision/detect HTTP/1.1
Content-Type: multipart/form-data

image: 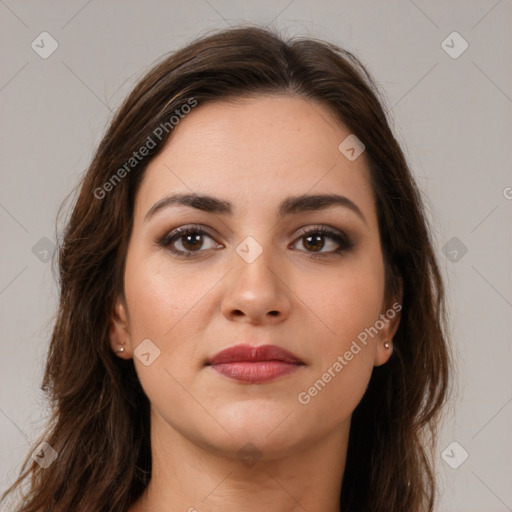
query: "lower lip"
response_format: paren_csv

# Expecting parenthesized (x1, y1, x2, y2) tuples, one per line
(209, 361, 302, 383)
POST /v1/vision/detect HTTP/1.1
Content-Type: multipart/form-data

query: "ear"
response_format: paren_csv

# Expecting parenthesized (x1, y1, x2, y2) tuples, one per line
(374, 278, 403, 367)
(109, 294, 132, 359)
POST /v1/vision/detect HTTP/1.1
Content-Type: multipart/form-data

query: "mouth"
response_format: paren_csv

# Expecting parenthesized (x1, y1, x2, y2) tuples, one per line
(206, 344, 305, 384)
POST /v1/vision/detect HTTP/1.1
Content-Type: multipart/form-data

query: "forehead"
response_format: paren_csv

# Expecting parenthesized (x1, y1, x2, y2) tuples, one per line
(135, 94, 377, 225)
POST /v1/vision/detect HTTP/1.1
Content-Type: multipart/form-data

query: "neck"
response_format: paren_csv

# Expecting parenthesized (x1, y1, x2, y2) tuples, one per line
(130, 407, 350, 512)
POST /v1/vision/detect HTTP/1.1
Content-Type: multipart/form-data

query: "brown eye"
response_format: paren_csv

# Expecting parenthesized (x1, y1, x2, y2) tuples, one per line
(302, 234, 327, 252)
(179, 232, 204, 251)
(292, 227, 353, 257)
(157, 226, 222, 258)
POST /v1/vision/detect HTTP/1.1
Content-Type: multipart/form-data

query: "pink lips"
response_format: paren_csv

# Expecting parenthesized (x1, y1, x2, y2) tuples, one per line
(206, 344, 305, 384)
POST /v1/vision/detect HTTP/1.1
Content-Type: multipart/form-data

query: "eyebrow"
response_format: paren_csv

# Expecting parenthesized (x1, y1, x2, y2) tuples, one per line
(144, 192, 367, 225)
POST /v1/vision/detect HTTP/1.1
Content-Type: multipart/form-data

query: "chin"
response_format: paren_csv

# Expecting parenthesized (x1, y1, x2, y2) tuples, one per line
(204, 400, 308, 456)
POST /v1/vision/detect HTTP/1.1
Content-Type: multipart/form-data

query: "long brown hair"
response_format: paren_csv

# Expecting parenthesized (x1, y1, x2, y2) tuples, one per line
(1, 26, 451, 512)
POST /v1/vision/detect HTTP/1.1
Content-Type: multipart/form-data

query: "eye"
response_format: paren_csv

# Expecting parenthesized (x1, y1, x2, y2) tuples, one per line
(291, 226, 353, 258)
(157, 224, 353, 259)
(157, 225, 222, 258)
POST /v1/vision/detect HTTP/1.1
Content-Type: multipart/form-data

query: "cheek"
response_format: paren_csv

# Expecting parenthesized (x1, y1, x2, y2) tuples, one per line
(122, 250, 221, 397)
(299, 250, 386, 346)
(293, 251, 385, 416)
(123, 249, 210, 342)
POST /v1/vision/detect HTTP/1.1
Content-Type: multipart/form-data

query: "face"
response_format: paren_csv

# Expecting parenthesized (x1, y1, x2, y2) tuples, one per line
(110, 94, 401, 459)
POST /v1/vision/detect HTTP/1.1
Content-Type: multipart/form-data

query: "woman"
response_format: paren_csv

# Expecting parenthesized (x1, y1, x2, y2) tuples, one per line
(1, 26, 451, 512)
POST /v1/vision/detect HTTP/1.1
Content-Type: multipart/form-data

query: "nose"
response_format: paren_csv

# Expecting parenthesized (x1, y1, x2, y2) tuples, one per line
(221, 246, 292, 325)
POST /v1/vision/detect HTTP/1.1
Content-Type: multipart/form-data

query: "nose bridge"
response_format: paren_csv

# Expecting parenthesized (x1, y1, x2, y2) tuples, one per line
(221, 232, 291, 322)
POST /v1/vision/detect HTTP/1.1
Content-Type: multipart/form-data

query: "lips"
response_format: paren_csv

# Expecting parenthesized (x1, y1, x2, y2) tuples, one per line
(207, 344, 304, 365)
(206, 344, 305, 384)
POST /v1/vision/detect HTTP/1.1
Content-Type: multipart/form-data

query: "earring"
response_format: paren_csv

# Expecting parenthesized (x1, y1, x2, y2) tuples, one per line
(383, 341, 391, 349)
(115, 347, 125, 354)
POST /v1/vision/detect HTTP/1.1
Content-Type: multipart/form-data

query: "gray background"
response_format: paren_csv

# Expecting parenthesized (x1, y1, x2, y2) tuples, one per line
(1, 1, 511, 510)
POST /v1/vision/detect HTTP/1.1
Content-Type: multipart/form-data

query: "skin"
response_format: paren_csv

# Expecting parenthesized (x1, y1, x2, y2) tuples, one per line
(110, 94, 401, 512)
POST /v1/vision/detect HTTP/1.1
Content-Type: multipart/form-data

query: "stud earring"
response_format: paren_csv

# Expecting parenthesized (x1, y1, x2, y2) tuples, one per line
(115, 347, 125, 354)
(383, 341, 391, 349)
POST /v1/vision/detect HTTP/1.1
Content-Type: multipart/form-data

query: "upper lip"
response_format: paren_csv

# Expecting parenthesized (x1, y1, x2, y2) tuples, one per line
(206, 344, 304, 365)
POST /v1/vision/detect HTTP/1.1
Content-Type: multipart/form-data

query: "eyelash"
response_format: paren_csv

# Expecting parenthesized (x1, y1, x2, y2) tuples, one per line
(156, 224, 354, 259)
